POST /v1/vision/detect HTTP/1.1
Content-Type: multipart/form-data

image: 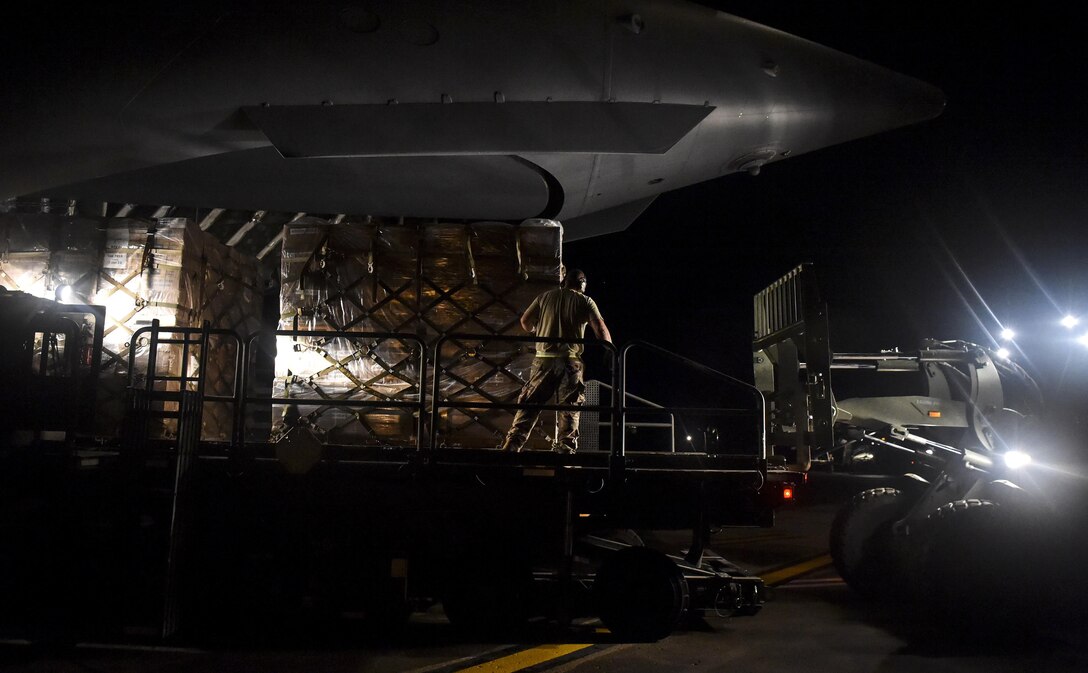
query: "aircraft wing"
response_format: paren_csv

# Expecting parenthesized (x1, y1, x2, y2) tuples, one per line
(1, 0, 944, 239)
(244, 102, 715, 157)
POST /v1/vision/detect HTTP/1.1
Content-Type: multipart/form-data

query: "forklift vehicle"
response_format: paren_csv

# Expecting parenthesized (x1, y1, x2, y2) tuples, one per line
(0, 289, 104, 444)
(0, 278, 799, 645)
(753, 264, 1074, 625)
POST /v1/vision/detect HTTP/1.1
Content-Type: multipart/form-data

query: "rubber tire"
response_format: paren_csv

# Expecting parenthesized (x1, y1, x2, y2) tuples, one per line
(594, 547, 689, 642)
(917, 498, 1040, 631)
(829, 487, 912, 600)
(441, 561, 532, 636)
(359, 582, 412, 637)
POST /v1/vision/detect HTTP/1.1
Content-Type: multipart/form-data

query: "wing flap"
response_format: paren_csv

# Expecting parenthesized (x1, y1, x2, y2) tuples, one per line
(243, 102, 714, 158)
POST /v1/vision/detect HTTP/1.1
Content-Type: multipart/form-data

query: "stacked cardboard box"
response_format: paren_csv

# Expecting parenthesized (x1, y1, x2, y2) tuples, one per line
(0, 212, 103, 301)
(92, 217, 265, 440)
(0, 213, 265, 440)
(277, 218, 562, 448)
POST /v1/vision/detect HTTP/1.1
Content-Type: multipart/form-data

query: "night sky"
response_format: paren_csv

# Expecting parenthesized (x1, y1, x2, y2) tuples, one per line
(568, 3, 1088, 442)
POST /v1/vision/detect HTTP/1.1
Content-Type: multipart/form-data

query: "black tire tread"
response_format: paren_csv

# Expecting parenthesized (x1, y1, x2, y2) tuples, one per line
(595, 547, 688, 642)
(829, 487, 911, 599)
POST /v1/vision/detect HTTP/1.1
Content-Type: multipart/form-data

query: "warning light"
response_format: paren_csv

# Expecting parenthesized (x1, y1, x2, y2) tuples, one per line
(928, 410, 942, 418)
(782, 487, 794, 500)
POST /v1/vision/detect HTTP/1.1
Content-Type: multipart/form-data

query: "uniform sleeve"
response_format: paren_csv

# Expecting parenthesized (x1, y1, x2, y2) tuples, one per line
(583, 295, 603, 322)
(526, 293, 542, 318)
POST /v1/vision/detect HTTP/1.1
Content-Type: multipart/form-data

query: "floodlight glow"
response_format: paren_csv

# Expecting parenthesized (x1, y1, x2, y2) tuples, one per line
(275, 336, 332, 375)
(1078, 333, 1088, 348)
(1061, 315, 1080, 329)
(55, 285, 75, 303)
(686, 435, 693, 442)
(995, 347, 1011, 359)
(999, 328, 1015, 340)
(1003, 450, 1032, 469)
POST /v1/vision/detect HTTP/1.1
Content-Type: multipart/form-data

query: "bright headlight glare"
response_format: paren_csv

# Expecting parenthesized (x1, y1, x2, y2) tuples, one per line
(1003, 450, 1032, 469)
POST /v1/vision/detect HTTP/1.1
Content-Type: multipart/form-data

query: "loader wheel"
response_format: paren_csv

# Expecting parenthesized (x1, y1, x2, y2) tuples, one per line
(595, 547, 688, 642)
(830, 487, 912, 600)
(441, 560, 532, 635)
(919, 498, 1041, 630)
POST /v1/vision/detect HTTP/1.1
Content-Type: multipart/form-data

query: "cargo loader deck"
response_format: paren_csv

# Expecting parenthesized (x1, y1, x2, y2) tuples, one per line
(0, 313, 792, 645)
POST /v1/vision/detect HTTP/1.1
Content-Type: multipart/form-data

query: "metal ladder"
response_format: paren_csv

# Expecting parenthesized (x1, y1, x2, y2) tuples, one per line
(122, 320, 211, 640)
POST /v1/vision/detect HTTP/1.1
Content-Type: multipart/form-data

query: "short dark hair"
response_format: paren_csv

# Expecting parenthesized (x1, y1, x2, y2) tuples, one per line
(562, 268, 587, 289)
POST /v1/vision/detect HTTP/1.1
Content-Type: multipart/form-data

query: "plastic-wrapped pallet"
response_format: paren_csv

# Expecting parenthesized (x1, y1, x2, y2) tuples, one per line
(0, 212, 104, 302)
(90, 217, 265, 440)
(1, 212, 265, 441)
(277, 218, 562, 448)
(1, 212, 107, 435)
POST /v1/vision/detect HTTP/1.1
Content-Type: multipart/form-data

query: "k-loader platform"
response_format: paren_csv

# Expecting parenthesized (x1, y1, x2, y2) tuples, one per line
(0, 277, 802, 645)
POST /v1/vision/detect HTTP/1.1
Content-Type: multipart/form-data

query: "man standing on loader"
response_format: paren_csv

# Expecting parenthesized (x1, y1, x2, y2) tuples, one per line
(501, 268, 612, 453)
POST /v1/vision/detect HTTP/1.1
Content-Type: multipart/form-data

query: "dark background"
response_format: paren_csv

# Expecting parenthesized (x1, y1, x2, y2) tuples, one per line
(568, 2, 1088, 449)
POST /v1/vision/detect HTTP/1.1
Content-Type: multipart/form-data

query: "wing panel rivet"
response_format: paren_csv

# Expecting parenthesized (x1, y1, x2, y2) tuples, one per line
(618, 14, 644, 34)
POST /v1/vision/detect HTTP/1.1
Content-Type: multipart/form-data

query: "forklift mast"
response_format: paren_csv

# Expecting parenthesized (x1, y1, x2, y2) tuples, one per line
(751, 265, 1043, 476)
(752, 264, 834, 472)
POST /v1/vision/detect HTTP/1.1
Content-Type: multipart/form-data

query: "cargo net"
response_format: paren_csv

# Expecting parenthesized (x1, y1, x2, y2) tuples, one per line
(272, 333, 425, 445)
(431, 335, 543, 448)
(274, 218, 561, 449)
(0, 213, 264, 441)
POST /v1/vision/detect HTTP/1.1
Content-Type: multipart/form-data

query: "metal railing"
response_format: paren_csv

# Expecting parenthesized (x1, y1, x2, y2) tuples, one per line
(588, 379, 676, 452)
(429, 333, 619, 451)
(123, 324, 764, 460)
(128, 320, 243, 435)
(240, 329, 429, 450)
(621, 341, 766, 459)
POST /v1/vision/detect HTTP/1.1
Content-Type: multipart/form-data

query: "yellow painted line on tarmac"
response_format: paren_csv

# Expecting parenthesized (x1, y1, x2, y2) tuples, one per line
(783, 577, 845, 588)
(761, 553, 833, 587)
(455, 643, 593, 673)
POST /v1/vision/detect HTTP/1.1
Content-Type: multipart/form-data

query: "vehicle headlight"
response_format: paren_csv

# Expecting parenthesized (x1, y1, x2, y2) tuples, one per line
(1003, 450, 1032, 469)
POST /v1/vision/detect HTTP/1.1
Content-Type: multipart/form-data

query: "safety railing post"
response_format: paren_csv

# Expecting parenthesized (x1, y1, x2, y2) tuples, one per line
(240, 329, 428, 453)
(622, 340, 767, 460)
(428, 334, 616, 453)
(233, 332, 250, 454)
(429, 338, 443, 452)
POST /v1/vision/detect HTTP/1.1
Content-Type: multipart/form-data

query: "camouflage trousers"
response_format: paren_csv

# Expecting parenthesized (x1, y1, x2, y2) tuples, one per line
(501, 357, 585, 452)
